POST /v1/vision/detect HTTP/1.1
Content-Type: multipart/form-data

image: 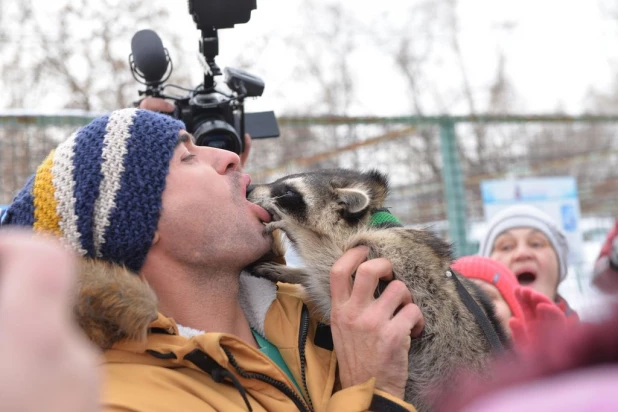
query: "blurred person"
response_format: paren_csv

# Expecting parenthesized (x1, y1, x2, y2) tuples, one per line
(437, 301, 618, 412)
(452, 256, 523, 337)
(592, 219, 618, 294)
(0, 230, 100, 412)
(478, 204, 578, 320)
(452, 255, 569, 352)
(2, 108, 423, 411)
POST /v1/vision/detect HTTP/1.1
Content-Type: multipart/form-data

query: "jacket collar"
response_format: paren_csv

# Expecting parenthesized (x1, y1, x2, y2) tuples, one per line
(75, 258, 278, 351)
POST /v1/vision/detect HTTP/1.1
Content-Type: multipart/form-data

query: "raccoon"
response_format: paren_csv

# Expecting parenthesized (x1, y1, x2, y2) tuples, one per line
(247, 168, 508, 412)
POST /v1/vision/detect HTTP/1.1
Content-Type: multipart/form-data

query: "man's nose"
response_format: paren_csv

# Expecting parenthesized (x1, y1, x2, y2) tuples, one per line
(211, 148, 241, 174)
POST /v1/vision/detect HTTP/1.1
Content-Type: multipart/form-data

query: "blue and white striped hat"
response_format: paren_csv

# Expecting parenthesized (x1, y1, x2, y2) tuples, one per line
(2, 108, 185, 272)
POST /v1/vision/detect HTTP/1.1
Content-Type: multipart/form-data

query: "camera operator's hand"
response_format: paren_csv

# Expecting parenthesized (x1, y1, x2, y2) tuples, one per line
(329, 246, 424, 400)
(137, 97, 252, 170)
(240, 133, 252, 169)
(138, 96, 175, 113)
(0, 230, 100, 412)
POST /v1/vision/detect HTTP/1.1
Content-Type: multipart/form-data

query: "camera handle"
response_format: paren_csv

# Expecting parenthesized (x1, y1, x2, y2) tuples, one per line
(199, 27, 222, 91)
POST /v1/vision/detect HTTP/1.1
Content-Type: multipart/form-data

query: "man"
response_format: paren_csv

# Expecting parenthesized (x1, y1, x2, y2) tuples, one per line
(3, 108, 423, 411)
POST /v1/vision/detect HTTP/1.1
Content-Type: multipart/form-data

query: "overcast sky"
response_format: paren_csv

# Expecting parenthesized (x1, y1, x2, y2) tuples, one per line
(158, 0, 617, 116)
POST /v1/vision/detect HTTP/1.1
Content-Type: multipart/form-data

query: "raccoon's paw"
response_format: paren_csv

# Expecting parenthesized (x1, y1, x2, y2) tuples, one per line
(248, 262, 306, 285)
(264, 221, 285, 235)
(248, 262, 286, 283)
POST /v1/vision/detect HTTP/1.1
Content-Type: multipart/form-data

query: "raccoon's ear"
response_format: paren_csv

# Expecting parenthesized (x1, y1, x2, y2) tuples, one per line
(336, 188, 370, 215)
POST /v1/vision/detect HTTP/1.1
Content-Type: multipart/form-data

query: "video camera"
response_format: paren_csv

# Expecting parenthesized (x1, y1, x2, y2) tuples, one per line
(129, 0, 279, 155)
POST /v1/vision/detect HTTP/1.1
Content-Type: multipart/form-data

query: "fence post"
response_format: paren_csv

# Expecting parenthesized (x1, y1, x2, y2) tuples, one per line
(439, 117, 470, 257)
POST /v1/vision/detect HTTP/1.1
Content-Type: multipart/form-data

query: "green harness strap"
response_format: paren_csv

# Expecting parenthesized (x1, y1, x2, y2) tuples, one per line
(369, 208, 403, 227)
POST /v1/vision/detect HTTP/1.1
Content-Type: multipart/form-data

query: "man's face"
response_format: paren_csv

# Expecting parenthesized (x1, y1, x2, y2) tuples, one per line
(154, 132, 272, 272)
(490, 228, 560, 300)
(469, 279, 512, 337)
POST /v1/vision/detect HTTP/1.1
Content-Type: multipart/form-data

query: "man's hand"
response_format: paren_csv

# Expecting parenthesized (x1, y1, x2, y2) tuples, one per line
(330, 246, 424, 399)
(0, 231, 100, 412)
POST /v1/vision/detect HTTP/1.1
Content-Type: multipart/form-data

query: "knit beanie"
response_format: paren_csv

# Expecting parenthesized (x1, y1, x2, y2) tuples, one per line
(478, 205, 569, 283)
(1, 108, 185, 273)
(452, 255, 525, 323)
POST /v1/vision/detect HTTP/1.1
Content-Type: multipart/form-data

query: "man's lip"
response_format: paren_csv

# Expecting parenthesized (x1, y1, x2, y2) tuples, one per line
(242, 173, 251, 198)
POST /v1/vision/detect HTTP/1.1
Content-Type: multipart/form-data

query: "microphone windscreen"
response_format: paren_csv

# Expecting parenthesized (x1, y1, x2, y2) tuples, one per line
(131, 29, 168, 83)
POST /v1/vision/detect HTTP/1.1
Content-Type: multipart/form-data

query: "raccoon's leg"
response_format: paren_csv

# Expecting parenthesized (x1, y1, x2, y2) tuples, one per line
(264, 221, 286, 235)
(248, 262, 308, 285)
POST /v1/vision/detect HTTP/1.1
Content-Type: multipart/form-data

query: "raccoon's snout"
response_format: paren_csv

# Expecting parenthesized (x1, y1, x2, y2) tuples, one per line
(246, 188, 279, 223)
(246, 184, 256, 199)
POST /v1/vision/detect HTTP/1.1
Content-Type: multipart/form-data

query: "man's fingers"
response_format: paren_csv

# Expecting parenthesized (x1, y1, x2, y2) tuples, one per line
(372, 279, 412, 318)
(349, 258, 394, 306)
(330, 246, 369, 304)
(392, 302, 425, 338)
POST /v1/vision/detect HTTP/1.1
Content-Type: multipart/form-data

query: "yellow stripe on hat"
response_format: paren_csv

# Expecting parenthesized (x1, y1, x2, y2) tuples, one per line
(33, 150, 62, 235)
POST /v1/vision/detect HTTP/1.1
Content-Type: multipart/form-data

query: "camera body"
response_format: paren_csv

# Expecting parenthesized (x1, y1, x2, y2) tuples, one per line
(172, 66, 267, 154)
(129, 0, 279, 155)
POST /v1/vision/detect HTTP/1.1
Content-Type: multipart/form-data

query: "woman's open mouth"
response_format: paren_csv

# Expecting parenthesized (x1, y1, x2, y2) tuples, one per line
(516, 272, 537, 285)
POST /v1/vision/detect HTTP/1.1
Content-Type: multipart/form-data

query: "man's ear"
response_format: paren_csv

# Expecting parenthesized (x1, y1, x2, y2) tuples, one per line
(152, 231, 160, 246)
(336, 187, 370, 215)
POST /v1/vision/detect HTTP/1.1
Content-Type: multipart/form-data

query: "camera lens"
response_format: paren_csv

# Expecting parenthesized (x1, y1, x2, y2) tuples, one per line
(193, 119, 242, 154)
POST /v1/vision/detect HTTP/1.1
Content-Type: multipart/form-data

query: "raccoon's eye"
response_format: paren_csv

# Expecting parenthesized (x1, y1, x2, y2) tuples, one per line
(283, 189, 298, 198)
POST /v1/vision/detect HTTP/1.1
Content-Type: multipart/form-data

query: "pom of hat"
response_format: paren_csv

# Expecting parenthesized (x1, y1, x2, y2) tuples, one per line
(477, 205, 569, 283)
(3, 108, 185, 273)
(452, 255, 525, 322)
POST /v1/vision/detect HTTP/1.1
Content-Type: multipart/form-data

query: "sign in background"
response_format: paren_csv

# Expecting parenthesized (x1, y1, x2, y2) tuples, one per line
(480, 176, 584, 264)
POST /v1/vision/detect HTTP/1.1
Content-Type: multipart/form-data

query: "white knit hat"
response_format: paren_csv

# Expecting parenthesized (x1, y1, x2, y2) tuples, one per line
(478, 204, 569, 283)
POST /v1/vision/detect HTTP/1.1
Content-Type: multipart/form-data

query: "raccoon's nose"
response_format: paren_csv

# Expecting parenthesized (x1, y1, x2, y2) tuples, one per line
(246, 184, 255, 199)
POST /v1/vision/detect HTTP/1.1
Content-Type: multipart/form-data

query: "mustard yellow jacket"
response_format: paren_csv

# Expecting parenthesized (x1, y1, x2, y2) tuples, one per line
(77, 260, 416, 412)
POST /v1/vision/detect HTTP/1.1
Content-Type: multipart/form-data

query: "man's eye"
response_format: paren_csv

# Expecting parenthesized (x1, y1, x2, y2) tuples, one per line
(181, 154, 196, 162)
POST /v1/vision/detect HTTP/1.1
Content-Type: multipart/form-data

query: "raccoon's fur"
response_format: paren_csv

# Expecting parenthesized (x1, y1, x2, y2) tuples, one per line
(247, 168, 508, 412)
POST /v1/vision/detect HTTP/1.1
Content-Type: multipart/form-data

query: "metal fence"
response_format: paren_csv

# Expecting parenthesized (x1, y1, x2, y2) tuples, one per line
(1, 113, 617, 319)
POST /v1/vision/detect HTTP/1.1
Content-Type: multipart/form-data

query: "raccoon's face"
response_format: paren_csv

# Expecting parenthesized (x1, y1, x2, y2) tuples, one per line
(247, 169, 389, 239)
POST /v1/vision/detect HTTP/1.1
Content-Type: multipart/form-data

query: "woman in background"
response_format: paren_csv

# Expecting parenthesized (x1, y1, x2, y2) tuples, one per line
(477, 204, 578, 320)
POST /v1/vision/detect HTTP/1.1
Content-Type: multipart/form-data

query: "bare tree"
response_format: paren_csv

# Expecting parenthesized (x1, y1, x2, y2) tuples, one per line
(0, 0, 196, 111)
(0, 0, 197, 203)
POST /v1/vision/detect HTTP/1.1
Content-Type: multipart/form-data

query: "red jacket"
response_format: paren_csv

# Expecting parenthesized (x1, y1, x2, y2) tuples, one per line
(592, 220, 618, 293)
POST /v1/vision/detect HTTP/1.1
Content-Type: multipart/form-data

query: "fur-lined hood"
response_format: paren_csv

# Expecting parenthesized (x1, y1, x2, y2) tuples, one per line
(74, 259, 159, 350)
(74, 258, 279, 350)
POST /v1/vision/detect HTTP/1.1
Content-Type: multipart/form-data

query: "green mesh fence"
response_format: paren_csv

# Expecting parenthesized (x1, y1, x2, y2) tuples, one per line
(1, 113, 617, 319)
